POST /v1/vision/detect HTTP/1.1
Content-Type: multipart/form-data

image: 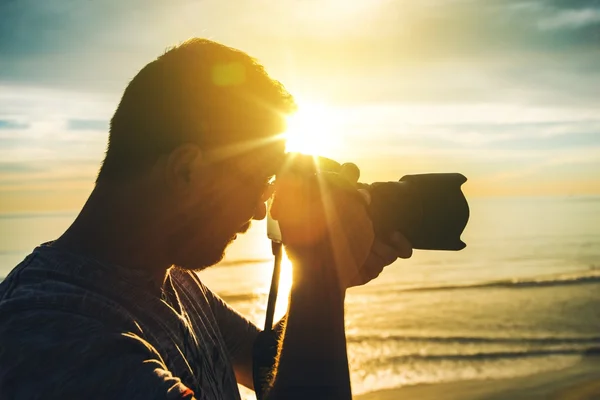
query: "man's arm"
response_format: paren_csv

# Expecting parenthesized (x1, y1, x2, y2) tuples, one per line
(267, 266, 350, 400)
(263, 171, 376, 400)
(251, 233, 410, 399)
(198, 285, 261, 390)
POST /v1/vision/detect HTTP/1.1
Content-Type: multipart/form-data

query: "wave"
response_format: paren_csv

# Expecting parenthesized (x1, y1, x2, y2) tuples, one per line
(220, 292, 262, 303)
(216, 258, 271, 267)
(399, 269, 600, 293)
(562, 195, 600, 203)
(380, 347, 600, 363)
(348, 334, 600, 346)
(213, 269, 600, 304)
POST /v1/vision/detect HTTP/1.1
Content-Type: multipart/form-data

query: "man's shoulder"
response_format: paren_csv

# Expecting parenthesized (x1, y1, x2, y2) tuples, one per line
(0, 306, 189, 400)
(0, 260, 225, 400)
(0, 305, 112, 394)
(0, 281, 136, 358)
(0, 305, 105, 352)
(0, 247, 148, 337)
(0, 255, 160, 399)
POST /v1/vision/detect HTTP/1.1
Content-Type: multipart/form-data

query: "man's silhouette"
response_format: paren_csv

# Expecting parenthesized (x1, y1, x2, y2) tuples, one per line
(0, 38, 411, 400)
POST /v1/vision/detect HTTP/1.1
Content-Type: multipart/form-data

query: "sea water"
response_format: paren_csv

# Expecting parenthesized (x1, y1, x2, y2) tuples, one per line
(1, 196, 599, 397)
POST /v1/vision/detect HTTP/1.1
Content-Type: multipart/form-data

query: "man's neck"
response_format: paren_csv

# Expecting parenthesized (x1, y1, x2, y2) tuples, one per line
(52, 182, 172, 288)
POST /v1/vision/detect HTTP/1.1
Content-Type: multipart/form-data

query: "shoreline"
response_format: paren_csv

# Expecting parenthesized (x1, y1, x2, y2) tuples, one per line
(356, 355, 600, 400)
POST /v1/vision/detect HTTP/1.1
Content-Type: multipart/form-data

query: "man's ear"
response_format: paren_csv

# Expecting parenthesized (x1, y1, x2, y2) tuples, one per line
(165, 143, 203, 195)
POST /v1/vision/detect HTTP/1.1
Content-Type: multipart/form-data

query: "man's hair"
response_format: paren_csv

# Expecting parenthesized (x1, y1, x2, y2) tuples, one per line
(97, 38, 296, 182)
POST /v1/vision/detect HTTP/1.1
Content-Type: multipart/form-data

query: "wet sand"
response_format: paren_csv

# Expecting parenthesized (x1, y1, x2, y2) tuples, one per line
(356, 356, 600, 400)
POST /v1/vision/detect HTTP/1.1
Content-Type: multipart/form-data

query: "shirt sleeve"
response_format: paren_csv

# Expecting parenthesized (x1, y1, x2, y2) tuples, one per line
(0, 309, 197, 400)
(202, 284, 261, 364)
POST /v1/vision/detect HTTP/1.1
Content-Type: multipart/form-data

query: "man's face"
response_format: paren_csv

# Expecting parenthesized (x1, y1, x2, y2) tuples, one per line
(166, 141, 285, 270)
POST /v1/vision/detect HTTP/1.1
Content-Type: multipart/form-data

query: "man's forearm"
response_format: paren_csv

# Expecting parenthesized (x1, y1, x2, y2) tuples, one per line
(266, 264, 351, 400)
(251, 316, 286, 397)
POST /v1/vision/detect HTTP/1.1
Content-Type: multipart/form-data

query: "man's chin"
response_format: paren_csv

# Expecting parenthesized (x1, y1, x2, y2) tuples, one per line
(176, 253, 224, 272)
(177, 243, 234, 272)
(173, 230, 245, 272)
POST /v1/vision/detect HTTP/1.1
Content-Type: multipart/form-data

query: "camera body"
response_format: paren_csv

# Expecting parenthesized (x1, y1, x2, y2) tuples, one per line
(267, 154, 469, 251)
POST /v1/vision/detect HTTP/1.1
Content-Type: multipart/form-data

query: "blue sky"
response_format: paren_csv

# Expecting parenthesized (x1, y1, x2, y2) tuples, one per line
(0, 0, 599, 212)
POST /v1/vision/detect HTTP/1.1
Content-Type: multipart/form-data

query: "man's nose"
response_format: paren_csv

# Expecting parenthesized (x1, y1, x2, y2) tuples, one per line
(253, 183, 274, 220)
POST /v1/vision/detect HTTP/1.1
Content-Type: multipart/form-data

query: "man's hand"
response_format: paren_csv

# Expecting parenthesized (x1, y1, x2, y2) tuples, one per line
(336, 162, 414, 288)
(267, 169, 367, 399)
(348, 231, 413, 288)
(270, 168, 375, 291)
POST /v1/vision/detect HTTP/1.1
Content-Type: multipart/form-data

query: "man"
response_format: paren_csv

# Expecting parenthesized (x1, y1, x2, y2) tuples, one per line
(0, 39, 411, 399)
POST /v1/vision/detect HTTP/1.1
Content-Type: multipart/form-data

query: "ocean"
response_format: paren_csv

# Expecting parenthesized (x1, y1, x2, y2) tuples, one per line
(1, 196, 599, 398)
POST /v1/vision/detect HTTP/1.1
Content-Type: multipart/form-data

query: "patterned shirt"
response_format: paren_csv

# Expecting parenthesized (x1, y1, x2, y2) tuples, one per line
(0, 244, 259, 399)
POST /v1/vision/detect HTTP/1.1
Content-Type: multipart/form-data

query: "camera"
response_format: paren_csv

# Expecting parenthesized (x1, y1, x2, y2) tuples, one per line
(267, 153, 469, 251)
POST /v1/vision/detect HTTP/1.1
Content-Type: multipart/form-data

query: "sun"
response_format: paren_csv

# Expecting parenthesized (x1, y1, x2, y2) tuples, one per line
(283, 101, 341, 157)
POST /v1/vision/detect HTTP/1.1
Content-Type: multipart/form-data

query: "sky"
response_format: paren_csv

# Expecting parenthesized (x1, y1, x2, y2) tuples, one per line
(0, 0, 599, 213)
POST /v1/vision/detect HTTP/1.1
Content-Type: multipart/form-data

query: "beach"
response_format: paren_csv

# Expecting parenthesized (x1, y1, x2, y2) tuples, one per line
(357, 356, 600, 400)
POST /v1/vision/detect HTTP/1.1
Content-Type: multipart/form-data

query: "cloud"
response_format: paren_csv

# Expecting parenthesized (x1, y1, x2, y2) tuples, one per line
(67, 119, 108, 131)
(0, 86, 112, 165)
(0, 85, 116, 121)
(0, 161, 43, 173)
(0, 0, 599, 109)
(486, 147, 600, 181)
(0, 0, 598, 202)
(537, 8, 600, 30)
(0, 120, 29, 129)
(373, 122, 600, 151)
(0, 158, 99, 190)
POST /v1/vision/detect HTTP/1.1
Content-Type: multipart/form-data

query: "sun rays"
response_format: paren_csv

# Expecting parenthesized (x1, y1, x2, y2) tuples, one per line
(284, 101, 342, 157)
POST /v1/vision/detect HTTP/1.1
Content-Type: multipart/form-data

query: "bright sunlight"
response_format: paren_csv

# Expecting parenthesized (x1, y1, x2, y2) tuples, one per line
(275, 101, 343, 320)
(273, 250, 293, 323)
(284, 101, 342, 157)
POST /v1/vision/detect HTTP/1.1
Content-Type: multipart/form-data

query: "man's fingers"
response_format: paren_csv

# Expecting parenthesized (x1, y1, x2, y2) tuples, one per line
(370, 239, 398, 266)
(359, 257, 384, 282)
(362, 234, 412, 274)
(339, 163, 360, 185)
(390, 231, 413, 259)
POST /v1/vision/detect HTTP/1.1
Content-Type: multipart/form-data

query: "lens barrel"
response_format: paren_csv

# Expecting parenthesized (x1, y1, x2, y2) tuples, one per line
(367, 174, 468, 250)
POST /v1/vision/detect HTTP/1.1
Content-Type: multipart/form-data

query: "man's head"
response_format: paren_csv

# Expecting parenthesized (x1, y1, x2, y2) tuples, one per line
(97, 38, 296, 270)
